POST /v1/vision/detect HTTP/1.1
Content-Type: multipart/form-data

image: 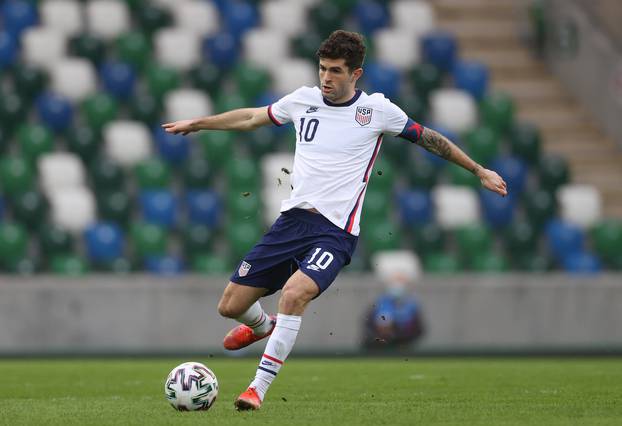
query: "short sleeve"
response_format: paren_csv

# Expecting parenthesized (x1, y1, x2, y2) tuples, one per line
(268, 91, 297, 126)
(383, 98, 408, 136)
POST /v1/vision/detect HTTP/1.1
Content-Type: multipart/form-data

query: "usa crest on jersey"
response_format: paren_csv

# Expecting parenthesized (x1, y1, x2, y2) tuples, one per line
(355, 106, 373, 126)
(238, 261, 252, 277)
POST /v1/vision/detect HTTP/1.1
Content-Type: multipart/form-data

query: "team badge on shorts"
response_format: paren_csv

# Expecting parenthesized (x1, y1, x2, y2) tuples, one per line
(238, 261, 252, 277)
(355, 106, 373, 126)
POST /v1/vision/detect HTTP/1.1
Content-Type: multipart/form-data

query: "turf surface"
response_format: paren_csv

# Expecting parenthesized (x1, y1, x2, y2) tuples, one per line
(0, 358, 620, 425)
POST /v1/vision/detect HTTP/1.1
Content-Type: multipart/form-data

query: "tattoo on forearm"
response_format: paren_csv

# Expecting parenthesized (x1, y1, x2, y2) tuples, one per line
(418, 128, 452, 160)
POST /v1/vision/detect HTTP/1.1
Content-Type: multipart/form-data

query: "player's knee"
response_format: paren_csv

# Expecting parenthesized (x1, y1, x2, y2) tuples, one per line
(217, 299, 240, 319)
(280, 284, 315, 312)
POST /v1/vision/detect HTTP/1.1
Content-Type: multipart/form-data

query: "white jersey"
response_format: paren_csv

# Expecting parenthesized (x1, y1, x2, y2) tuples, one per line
(268, 86, 408, 236)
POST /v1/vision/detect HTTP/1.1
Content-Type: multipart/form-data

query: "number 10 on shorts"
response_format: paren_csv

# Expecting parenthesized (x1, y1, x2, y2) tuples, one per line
(306, 247, 334, 271)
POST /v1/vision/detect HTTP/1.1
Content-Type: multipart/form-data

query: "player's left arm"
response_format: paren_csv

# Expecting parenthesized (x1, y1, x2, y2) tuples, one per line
(399, 119, 508, 196)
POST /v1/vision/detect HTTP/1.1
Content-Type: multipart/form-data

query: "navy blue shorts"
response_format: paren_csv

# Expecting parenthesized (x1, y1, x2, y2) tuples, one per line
(230, 208, 358, 297)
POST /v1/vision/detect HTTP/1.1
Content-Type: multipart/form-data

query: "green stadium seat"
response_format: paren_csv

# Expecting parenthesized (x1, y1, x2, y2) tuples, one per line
(0, 127, 8, 154)
(227, 221, 263, 261)
(50, 255, 89, 275)
(147, 65, 180, 100)
(4, 257, 40, 275)
(189, 63, 224, 95)
(66, 126, 101, 164)
(39, 224, 74, 255)
(12, 64, 47, 102)
(423, 252, 460, 274)
(82, 93, 118, 131)
(248, 127, 279, 158)
(11, 190, 48, 229)
(136, 4, 172, 35)
(310, 2, 344, 37)
(503, 220, 538, 255)
(0, 223, 28, 265)
(227, 192, 262, 221)
(470, 251, 509, 272)
(128, 92, 162, 125)
(538, 154, 569, 192)
(292, 32, 324, 61)
(408, 159, 438, 189)
(226, 157, 259, 191)
(480, 92, 515, 135)
(524, 189, 556, 229)
(116, 31, 151, 71)
(94, 257, 134, 273)
(91, 157, 125, 191)
(0, 156, 34, 196)
(361, 190, 390, 228)
(509, 122, 541, 164)
(363, 220, 400, 253)
(397, 92, 427, 122)
(18, 124, 54, 163)
(234, 62, 271, 101)
(381, 135, 409, 169)
(448, 164, 479, 188)
(135, 158, 171, 189)
(70, 33, 106, 65)
(193, 253, 230, 274)
(215, 92, 246, 114)
(131, 222, 167, 258)
(197, 130, 234, 168)
(412, 223, 445, 252)
(591, 220, 622, 264)
(183, 224, 213, 257)
(455, 224, 492, 260)
(183, 157, 211, 189)
(369, 157, 395, 193)
(514, 252, 553, 272)
(97, 191, 132, 227)
(0, 93, 27, 132)
(464, 126, 499, 166)
(411, 63, 442, 102)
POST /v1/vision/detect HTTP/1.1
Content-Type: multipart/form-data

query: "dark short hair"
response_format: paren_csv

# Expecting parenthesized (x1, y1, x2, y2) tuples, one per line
(316, 30, 366, 72)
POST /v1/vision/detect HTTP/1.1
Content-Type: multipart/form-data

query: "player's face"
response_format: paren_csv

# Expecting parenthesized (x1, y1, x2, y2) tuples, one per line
(318, 58, 362, 103)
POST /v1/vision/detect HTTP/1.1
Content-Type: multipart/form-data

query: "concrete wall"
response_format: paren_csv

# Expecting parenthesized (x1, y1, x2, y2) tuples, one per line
(1, 274, 621, 355)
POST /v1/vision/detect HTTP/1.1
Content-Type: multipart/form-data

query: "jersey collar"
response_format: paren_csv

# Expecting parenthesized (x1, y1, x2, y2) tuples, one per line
(322, 89, 362, 107)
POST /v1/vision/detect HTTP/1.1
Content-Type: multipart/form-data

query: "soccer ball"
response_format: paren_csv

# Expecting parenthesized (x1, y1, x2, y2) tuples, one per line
(164, 362, 219, 411)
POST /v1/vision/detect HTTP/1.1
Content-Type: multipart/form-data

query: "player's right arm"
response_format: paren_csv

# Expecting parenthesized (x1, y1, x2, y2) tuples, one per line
(161, 106, 272, 135)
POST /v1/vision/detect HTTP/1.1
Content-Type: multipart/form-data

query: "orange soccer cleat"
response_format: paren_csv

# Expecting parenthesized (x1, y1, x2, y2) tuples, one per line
(234, 387, 262, 411)
(223, 314, 276, 350)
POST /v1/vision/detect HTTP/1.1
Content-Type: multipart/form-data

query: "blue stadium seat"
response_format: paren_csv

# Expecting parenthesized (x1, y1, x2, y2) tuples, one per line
(397, 189, 432, 226)
(364, 61, 401, 99)
(139, 190, 178, 228)
(453, 60, 489, 101)
(0, 32, 18, 69)
(422, 31, 458, 72)
(203, 31, 238, 69)
(2, 1, 38, 38)
(222, 1, 258, 40)
(100, 61, 136, 99)
(0, 195, 4, 219)
(354, 1, 389, 35)
(186, 190, 221, 227)
(36, 92, 74, 133)
(480, 190, 515, 228)
(562, 252, 602, 274)
(546, 219, 585, 261)
(489, 155, 528, 194)
(153, 127, 190, 165)
(145, 255, 184, 275)
(84, 222, 125, 262)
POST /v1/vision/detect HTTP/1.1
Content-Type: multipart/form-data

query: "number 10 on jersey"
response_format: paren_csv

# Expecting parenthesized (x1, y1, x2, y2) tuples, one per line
(299, 118, 319, 142)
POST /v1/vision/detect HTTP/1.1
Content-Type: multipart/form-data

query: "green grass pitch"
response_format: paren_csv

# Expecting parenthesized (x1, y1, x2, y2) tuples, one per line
(1, 357, 620, 425)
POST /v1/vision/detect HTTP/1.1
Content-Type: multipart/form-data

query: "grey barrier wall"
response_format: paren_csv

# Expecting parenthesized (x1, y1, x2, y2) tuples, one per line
(1, 274, 621, 355)
(544, 0, 622, 148)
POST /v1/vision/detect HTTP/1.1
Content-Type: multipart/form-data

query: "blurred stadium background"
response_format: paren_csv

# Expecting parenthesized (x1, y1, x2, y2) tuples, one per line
(0, 0, 621, 356)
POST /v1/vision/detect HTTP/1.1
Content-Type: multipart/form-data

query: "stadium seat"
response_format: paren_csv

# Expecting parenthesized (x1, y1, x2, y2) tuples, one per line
(433, 185, 480, 229)
(50, 59, 97, 103)
(423, 252, 460, 274)
(186, 190, 222, 227)
(91, 158, 125, 192)
(50, 254, 89, 275)
(489, 155, 528, 194)
(228, 192, 262, 222)
(480, 92, 515, 135)
(546, 219, 585, 261)
(524, 189, 557, 229)
(190, 63, 224, 94)
(455, 224, 492, 259)
(361, 188, 390, 224)
(538, 154, 570, 192)
(408, 159, 439, 189)
(193, 253, 230, 274)
(146, 65, 180, 101)
(234, 62, 271, 103)
(85, 0, 131, 41)
(390, 0, 435, 37)
(430, 89, 478, 134)
(422, 31, 458, 72)
(515, 252, 554, 272)
(411, 63, 442, 102)
(82, 93, 118, 132)
(197, 131, 234, 168)
(203, 31, 239, 69)
(448, 165, 479, 188)
(164, 89, 212, 122)
(453, 60, 489, 101)
(243, 29, 289, 70)
(5, 256, 40, 275)
(0, 31, 18, 70)
(48, 187, 96, 233)
(40, 0, 84, 36)
(562, 252, 602, 274)
(0, 223, 28, 266)
(39, 224, 74, 256)
(227, 157, 260, 191)
(116, 32, 151, 71)
(227, 220, 263, 261)
(480, 190, 516, 228)
(183, 157, 212, 190)
(0, 195, 3, 219)
(136, 3, 172, 35)
(558, 184, 602, 229)
(104, 121, 152, 167)
(354, 0, 389, 35)
(309, 1, 343, 38)
(271, 59, 316, 96)
(412, 222, 445, 252)
(18, 124, 54, 163)
(155, 28, 201, 71)
(2, 0, 38, 38)
(261, 0, 308, 37)
(509, 121, 541, 164)
(503, 220, 537, 255)
(397, 92, 426, 122)
(153, 127, 190, 165)
(222, 0, 258, 40)
(38, 152, 85, 196)
(0, 92, 26, 132)
(134, 158, 171, 189)
(464, 126, 499, 167)
(36, 93, 74, 133)
(0, 155, 34, 196)
(84, 222, 125, 262)
(22, 28, 67, 69)
(131, 222, 168, 258)
(183, 224, 213, 257)
(470, 251, 509, 272)
(373, 28, 420, 70)
(100, 61, 136, 100)
(591, 220, 622, 265)
(139, 190, 178, 228)
(13, 64, 47, 102)
(397, 190, 432, 226)
(97, 191, 132, 227)
(145, 255, 184, 275)
(171, 0, 220, 37)
(364, 61, 401, 99)
(129, 92, 162, 126)
(292, 31, 323, 62)
(11, 190, 48, 229)
(363, 221, 400, 254)
(371, 250, 422, 283)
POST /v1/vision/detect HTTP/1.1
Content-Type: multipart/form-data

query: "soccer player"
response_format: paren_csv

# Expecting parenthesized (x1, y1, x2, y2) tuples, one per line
(163, 30, 507, 410)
